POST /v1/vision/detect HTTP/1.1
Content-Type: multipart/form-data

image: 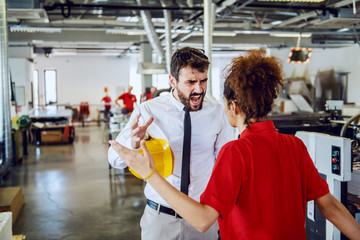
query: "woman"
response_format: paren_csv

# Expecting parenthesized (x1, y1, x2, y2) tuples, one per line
(109, 50, 360, 239)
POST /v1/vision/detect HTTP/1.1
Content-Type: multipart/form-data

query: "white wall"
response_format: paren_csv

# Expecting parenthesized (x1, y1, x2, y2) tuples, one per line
(34, 54, 136, 118)
(34, 55, 133, 105)
(9, 58, 34, 115)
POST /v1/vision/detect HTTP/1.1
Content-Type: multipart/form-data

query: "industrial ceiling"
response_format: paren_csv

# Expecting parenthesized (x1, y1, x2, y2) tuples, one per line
(6, 0, 360, 56)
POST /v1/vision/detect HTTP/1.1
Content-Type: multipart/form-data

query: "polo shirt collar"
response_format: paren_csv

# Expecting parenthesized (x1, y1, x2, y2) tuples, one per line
(240, 121, 276, 138)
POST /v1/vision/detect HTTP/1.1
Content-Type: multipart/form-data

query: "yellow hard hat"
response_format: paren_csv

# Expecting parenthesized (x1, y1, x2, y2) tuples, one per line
(129, 138, 173, 179)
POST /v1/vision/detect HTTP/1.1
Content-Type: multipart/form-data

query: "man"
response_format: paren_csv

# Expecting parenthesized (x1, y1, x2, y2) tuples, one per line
(108, 47, 234, 240)
(109, 50, 360, 240)
(115, 85, 137, 115)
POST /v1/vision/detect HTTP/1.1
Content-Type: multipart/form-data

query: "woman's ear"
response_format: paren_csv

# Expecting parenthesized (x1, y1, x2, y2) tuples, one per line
(230, 101, 239, 115)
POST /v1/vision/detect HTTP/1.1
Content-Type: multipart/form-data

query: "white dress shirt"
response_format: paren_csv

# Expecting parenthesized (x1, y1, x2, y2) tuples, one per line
(108, 91, 234, 206)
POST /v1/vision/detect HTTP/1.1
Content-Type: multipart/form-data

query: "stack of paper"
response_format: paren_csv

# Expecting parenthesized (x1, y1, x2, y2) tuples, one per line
(348, 162, 360, 196)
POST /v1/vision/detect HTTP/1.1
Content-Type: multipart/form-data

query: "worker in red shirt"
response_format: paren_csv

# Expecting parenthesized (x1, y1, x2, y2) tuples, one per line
(109, 50, 360, 240)
(115, 85, 137, 115)
(101, 87, 112, 120)
(141, 86, 157, 103)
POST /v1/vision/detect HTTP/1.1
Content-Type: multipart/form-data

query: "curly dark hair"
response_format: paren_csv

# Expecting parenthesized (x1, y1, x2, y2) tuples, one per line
(170, 47, 210, 81)
(223, 50, 284, 126)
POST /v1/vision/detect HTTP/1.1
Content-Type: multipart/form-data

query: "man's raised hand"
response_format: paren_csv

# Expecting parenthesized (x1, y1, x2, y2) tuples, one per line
(130, 113, 154, 148)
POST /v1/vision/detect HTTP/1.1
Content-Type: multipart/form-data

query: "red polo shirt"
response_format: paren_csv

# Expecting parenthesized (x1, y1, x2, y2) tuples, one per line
(101, 96, 112, 110)
(117, 92, 137, 111)
(200, 121, 329, 240)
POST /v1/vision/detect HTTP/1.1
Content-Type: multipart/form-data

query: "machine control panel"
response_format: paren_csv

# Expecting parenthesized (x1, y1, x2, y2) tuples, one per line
(331, 146, 341, 175)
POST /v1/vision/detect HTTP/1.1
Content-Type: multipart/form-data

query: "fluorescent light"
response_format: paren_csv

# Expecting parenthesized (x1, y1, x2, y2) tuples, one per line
(188, 31, 237, 37)
(106, 29, 147, 35)
(270, 32, 312, 37)
(116, 16, 138, 22)
(271, 20, 283, 26)
(234, 30, 268, 34)
(337, 28, 349, 32)
(213, 31, 237, 37)
(155, 29, 191, 34)
(10, 26, 62, 33)
(233, 46, 261, 50)
(127, 31, 147, 35)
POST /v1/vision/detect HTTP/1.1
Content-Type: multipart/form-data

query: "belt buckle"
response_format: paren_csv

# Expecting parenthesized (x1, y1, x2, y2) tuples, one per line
(156, 202, 161, 214)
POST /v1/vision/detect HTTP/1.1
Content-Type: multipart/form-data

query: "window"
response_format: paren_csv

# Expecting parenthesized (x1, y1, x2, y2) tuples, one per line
(33, 70, 39, 106)
(44, 70, 57, 105)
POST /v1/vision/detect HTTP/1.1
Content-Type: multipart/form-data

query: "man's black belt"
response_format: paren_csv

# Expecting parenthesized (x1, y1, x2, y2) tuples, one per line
(147, 199, 182, 219)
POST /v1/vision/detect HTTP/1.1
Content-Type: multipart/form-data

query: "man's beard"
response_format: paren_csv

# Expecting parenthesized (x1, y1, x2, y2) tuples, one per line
(176, 87, 205, 111)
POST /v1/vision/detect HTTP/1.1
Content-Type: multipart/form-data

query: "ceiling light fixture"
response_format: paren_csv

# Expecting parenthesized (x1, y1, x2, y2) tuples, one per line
(106, 29, 147, 35)
(270, 32, 312, 37)
(233, 46, 261, 50)
(116, 16, 138, 22)
(213, 31, 237, 37)
(10, 26, 62, 33)
(271, 20, 283, 26)
(337, 28, 350, 32)
(189, 31, 237, 37)
(234, 30, 268, 34)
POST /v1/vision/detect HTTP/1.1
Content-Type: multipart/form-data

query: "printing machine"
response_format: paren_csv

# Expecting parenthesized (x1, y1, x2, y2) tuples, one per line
(269, 109, 360, 240)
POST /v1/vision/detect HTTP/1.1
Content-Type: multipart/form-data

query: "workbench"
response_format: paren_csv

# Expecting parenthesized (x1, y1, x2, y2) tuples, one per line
(29, 108, 75, 145)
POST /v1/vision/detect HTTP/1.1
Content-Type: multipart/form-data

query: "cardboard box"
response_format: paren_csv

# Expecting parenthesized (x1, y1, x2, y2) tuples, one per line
(41, 130, 63, 143)
(0, 187, 25, 225)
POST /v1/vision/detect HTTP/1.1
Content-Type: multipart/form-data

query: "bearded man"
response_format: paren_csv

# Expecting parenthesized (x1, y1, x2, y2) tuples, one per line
(108, 46, 234, 240)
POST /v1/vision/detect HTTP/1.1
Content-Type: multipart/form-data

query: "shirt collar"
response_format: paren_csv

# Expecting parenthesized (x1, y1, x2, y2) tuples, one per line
(168, 88, 188, 111)
(240, 120, 276, 138)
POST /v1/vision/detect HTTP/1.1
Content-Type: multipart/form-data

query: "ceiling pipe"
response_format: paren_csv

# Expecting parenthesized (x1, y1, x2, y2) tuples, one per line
(217, 0, 254, 17)
(352, 24, 360, 47)
(44, 2, 203, 11)
(203, 0, 216, 98)
(215, 0, 237, 14)
(277, 11, 317, 27)
(137, 0, 164, 63)
(160, 0, 172, 73)
(275, 0, 360, 28)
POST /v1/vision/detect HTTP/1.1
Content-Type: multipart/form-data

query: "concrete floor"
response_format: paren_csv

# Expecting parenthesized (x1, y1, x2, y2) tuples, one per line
(1, 124, 146, 240)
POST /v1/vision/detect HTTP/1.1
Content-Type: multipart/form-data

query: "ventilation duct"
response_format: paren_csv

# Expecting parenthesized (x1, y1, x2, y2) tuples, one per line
(6, 0, 41, 8)
(6, 0, 47, 22)
(137, 0, 164, 63)
(319, 8, 360, 26)
(137, 62, 167, 74)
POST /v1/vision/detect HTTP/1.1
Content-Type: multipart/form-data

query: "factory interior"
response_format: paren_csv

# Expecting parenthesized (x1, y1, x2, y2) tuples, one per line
(1, 0, 360, 239)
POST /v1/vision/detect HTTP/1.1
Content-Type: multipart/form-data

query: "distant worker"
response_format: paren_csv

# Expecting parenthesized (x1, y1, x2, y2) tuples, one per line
(150, 86, 157, 99)
(141, 86, 157, 103)
(115, 85, 137, 115)
(101, 87, 112, 120)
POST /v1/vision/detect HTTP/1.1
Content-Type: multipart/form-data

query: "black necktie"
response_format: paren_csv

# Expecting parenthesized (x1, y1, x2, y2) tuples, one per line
(181, 107, 191, 195)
